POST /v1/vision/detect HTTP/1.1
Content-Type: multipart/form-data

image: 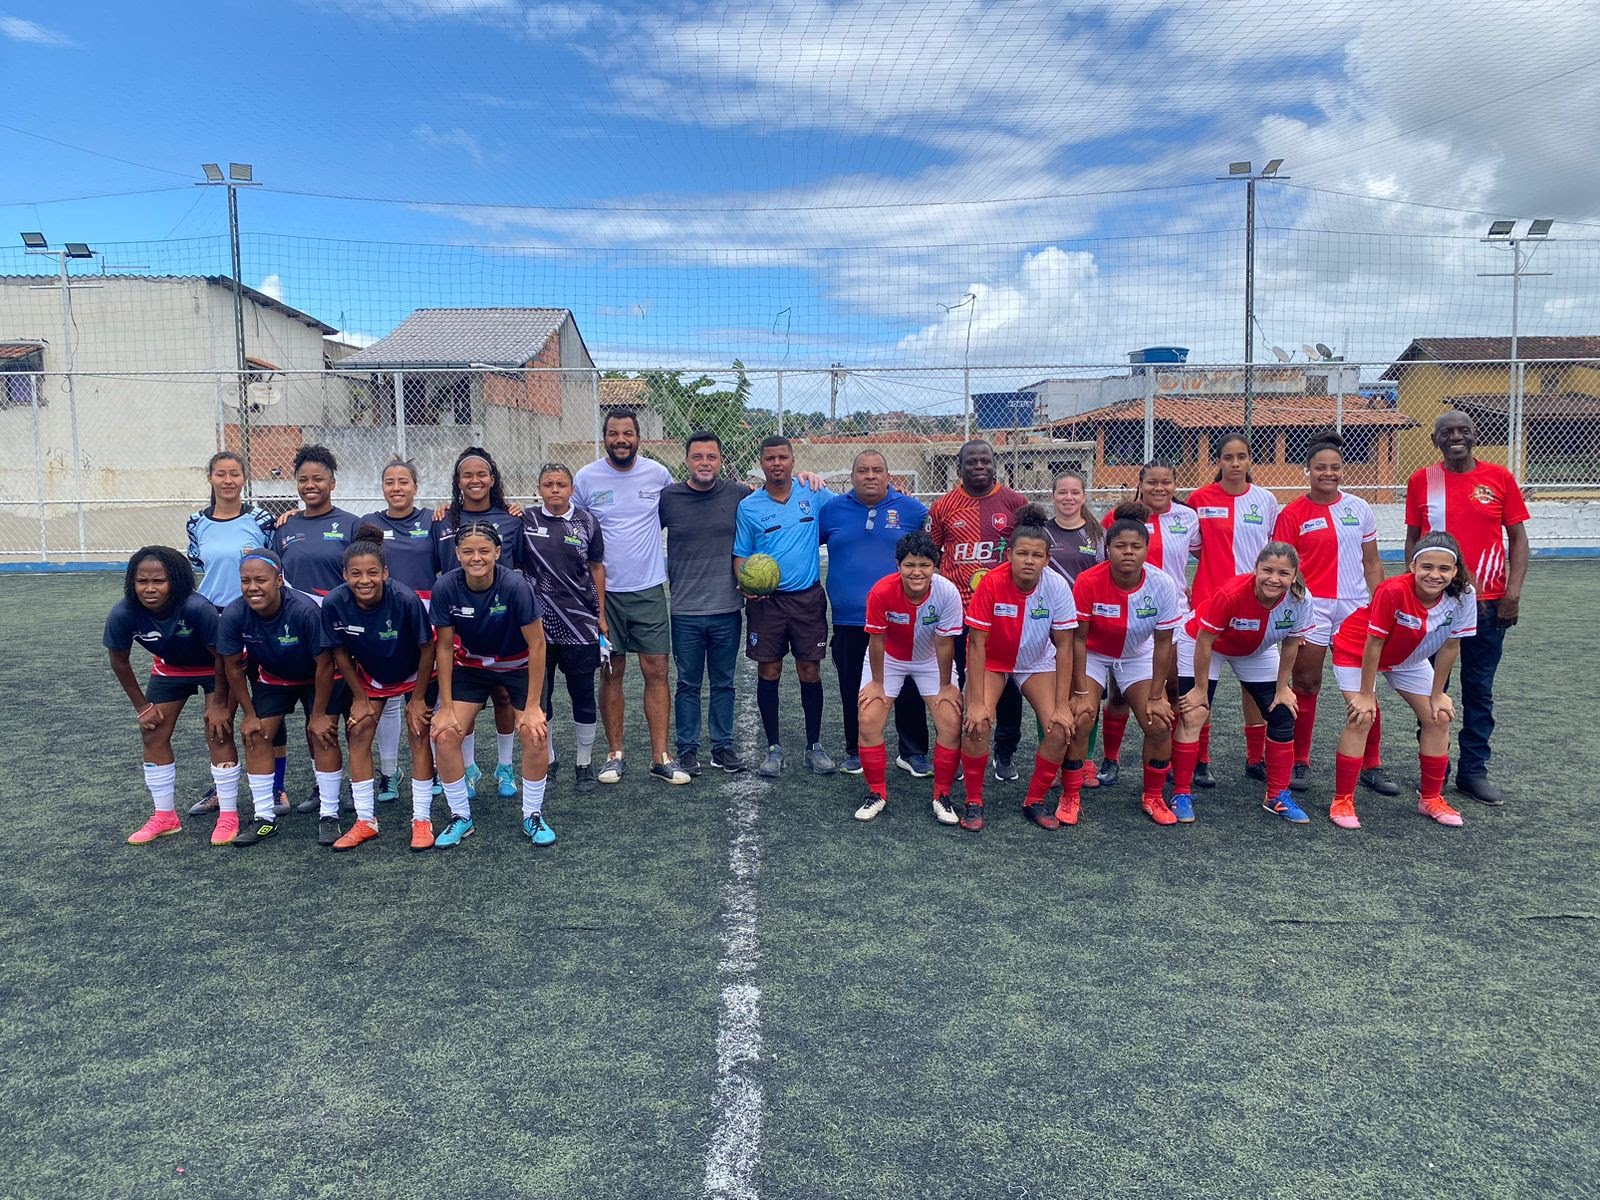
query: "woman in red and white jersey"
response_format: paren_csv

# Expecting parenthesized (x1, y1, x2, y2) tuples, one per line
(1327, 532, 1478, 829)
(1058, 512, 1186, 827)
(1172, 543, 1314, 826)
(855, 532, 966, 825)
(1271, 430, 1386, 793)
(960, 506, 1078, 834)
(1186, 432, 1281, 786)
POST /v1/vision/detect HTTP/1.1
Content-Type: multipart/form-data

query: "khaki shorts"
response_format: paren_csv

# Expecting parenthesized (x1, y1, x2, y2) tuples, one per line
(605, 584, 671, 656)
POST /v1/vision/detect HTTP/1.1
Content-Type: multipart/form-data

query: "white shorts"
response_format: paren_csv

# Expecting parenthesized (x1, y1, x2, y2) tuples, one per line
(1305, 595, 1362, 648)
(1176, 628, 1281, 684)
(1082, 646, 1154, 691)
(862, 654, 941, 700)
(1332, 660, 1434, 697)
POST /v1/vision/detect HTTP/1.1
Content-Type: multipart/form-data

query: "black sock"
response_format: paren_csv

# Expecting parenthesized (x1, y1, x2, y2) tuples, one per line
(800, 680, 824, 746)
(758, 677, 781, 746)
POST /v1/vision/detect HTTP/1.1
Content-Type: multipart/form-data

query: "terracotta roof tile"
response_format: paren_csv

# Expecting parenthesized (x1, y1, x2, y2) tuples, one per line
(1048, 395, 1414, 430)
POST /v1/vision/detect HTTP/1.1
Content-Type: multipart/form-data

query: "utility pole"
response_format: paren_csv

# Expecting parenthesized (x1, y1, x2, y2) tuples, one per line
(198, 163, 262, 499)
(1479, 220, 1554, 481)
(829, 362, 844, 432)
(1218, 159, 1287, 437)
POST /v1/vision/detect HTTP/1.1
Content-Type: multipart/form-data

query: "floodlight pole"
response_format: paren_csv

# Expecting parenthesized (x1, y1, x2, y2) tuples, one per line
(1219, 163, 1288, 438)
(23, 240, 94, 551)
(199, 165, 262, 499)
(1478, 228, 1554, 482)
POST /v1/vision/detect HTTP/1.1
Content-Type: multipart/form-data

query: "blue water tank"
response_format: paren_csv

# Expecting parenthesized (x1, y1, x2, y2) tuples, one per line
(1128, 346, 1190, 365)
(972, 391, 1037, 430)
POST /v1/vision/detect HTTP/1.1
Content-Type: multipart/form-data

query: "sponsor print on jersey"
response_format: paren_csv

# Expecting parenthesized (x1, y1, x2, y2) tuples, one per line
(1229, 617, 1262, 631)
(1337, 505, 1361, 526)
(1198, 507, 1229, 519)
(591, 489, 615, 506)
(322, 521, 345, 541)
(277, 624, 300, 647)
(990, 512, 1008, 532)
(952, 541, 1002, 563)
(1241, 504, 1265, 525)
(1273, 606, 1301, 631)
(886, 611, 911, 624)
(1028, 602, 1050, 620)
(488, 596, 507, 616)
(1300, 517, 1329, 534)
(1092, 602, 1121, 618)
(993, 603, 1019, 617)
(1473, 485, 1496, 505)
(1133, 597, 1158, 619)
(378, 619, 399, 641)
(1394, 611, 1423, 630)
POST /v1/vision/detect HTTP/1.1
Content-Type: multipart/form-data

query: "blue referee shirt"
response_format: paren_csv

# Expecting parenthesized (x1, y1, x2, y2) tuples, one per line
(734, 482, 833, 593)
(817, 487, 929, 626)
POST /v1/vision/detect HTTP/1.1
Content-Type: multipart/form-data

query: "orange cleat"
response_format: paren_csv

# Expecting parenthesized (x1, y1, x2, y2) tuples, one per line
(1054, 794, 1081, 826)
(1141, 795, 1178, 826)
(410, 819, 435, 852)
(1329, 795, 1360, 830)
(1080, 760, 1100, 790)
(128, 810, 182, 845)
(1418, 794, 1464, 827)
(210, 812, 240, 846)
(333, 818, 379, 852)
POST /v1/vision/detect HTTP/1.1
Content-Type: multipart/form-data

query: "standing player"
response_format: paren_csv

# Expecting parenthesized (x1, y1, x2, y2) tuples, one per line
(1328, 533, 1478, 828)
(819, 450, 932, 777)
(319, 526, 437, 851)
(217, 548, 342, 847)
(959, 506, 1079, 832)
(1273, 432, 1388, 793)
(274, 445, 361, 601)
(429, 522, 552, 848)
(105, 547, 239, 845)
(1404, 411, 1529, 806)
(928, 440, 1030, 781)
(853, 532, 964, 822)
(1044, 470, 1102, 585)
(1185, 432, 1280, 786)
(361, 456, 435, 803)
(734, 437, 836, 778)
(522, 463, 606, 793)
(1057, 511, 1186, 826)
(574, 410, 690, 786)
(1171, 544, 1314, 824)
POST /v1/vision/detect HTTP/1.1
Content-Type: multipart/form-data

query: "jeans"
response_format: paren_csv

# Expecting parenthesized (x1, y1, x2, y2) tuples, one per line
(830, 624, 931, 760)
(1457, 599, 1509, 780)
(671, 611, 742, 754)
(952, 630, 1023, 759)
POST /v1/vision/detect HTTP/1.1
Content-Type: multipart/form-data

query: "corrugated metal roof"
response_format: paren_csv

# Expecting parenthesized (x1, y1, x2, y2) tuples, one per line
(0, 275, 336, 335)
(1382, 335, 1600, 379)
(1049, 395, 1415, 430)
(1446, 391, 1600, 419)
(335, 307, 577, 369)
(0, 342, 45, 361)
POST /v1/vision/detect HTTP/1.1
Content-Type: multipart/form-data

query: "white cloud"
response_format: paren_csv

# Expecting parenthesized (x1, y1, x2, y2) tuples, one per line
(0, 15, 78, 46)
(256, 273, 284, 301)
(413, 123, 489, 166)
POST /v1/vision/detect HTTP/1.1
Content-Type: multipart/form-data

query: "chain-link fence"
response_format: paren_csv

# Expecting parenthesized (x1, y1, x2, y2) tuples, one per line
(0, 358, 1595, 563)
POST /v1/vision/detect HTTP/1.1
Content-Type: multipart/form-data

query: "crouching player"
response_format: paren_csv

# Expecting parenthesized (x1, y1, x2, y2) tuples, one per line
(318, 525, 437, 852)
(1058, 508, 1185, 826)
(1172, 543, 1315, 824)
(854, 532, 965, 823)
(959, 506, 1079, 832)
(1327, 532, 1477, 829)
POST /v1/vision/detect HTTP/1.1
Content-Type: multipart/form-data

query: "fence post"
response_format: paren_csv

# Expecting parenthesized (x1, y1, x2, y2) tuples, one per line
(30, 377, 47, 563)
(592, 369, 602, 458)
(394, 370, 407, 459)
(1335, 369, 1345, 434)
(777, 370, 785, 437)
(67, 378, 85, 554)
(1142, 369, 1155, 463)
(215, 378, 226, 452)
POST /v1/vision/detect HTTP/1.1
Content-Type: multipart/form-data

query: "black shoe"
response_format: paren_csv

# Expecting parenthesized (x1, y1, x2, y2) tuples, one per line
(958, 802, 984, 832)
(233, 817, 279, 846)
(318, 817, 341, 847)
(1455, 774, 1506, 806)
(1244, 761, 1267, 783)
(1288, 763, 1311, 792)
(296, 786, 320, 814)
(1096, 760, 1120, 788)
(711, 746, 748, 773)
(1359, 766, 1402, 797)
(1192, 761, 1217, 789)
(574, 763, 598, 793)
(992, 755, 1019, 782)
(1023, 802, 1060, 830)
(679, 750, 703, 778)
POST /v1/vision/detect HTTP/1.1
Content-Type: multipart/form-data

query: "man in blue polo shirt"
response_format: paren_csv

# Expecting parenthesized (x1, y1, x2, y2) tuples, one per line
(819, 450, 932, 776)
(734, 436, 836, 778)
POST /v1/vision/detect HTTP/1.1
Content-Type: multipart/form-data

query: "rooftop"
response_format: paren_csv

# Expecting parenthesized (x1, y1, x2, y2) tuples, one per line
(0, 274, 337, 334)
(1382, 336, 1600, 379)
(1048, 394, 1414, 431)
(335, 307, 582, 369)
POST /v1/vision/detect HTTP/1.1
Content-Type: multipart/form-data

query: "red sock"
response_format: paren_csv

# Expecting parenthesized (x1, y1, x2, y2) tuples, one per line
(1024, 754, 1061, 806)
(1335, 752, 1362, 800)
(961, 752, 988, 806)
(1101, 710, 1129, 762)
(1142, 761, 1167, 800)
(1170, 737, 1199, 793)
(1244, 723, 1267, 766)
(1060, 762, 1084, 804)
(860, 742, 888, 799)
(1266, 738, 1295, 798)
(1419, 753, 1449, 800)
(1196, 721, 1212, 764)
(1292, 690, 1319, 766)
(932, 744, 960, 798)
(1362, 708, 1384, 770)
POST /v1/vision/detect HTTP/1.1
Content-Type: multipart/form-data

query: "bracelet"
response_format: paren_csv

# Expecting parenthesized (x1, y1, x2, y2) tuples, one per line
(137, 702, 157, 716)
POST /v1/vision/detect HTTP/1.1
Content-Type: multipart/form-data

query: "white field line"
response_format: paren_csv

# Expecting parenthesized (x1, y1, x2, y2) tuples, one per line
(703, 694, 765, 1200)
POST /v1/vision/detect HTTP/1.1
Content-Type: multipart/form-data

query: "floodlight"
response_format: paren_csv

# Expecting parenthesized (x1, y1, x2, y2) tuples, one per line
(20, 232, 47, 249)
(1315, 342, 1334, 359)
(1486, 220, 1515, 238)
(1263, 158, 1284, 176)
(1229, 161, 1251, 175)
(201, 163, 224, 182)
(229, 163, 252, 182)
(64, 242, 94, 259)
(1528, 218, 1554, 237)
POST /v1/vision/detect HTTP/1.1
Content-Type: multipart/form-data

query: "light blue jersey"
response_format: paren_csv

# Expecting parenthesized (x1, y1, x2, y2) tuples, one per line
(186, 505, 278, 608)
(734, 482, 832, 592)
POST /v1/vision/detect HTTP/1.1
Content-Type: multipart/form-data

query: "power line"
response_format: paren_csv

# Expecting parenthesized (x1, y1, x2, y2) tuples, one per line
(0, 121, 191, 179)
(1281, 184, 1600, 231)
(0, 186, 190, 208)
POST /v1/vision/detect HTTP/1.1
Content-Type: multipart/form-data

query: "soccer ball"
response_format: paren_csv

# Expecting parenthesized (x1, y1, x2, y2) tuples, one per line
(739, 553, 782, 596)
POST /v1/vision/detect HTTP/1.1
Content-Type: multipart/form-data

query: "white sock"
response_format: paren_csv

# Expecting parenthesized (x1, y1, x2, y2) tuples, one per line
(143, 761, 177, 812)
(247, 773, 275, 822)
(209, 762, 241, 815)
(522, 775, 547, 820)
(497, 732, 515, 768)
(462, 732, 477, 770)
(352, 776, 376, 823)
(411, 777, 434, 822)
(377, 698, 403, 776)
(442, 776, 472, 820)
(575, 722, 596, 768)
(315, 769, 343, 819)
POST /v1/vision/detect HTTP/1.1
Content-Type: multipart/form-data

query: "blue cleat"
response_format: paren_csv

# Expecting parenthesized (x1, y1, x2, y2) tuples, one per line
(377, 773, 399, 803)
(1264, 789, 1310, 824)
(495, 763, 517, 798)
(464, 763, 482, 801)
(435, 815, 475, 847)
(1170, 792, 1196, 823)
(522, 813, 557, 847)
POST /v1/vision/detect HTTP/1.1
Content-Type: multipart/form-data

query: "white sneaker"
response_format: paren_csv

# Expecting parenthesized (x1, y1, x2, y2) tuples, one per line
(931, 795, 960, 825)
(597, 754, 625, 785)
(854, 794, 887, 821)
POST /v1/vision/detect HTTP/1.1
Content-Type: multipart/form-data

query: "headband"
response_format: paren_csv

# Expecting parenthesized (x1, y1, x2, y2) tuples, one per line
(1411, 545, 1458, 565)
(458, 454, 492, 470)
(240, 552, 282, 570)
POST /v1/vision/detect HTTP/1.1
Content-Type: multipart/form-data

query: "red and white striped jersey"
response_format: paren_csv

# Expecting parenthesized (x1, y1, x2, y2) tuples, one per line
(1403, 462, 1529, 601)
(1273, 492, 1377, 601)
(864, 572, 965, 663)
(1184, 571, 1315, 658)
(1186, 482, 1281, 606)
(1103, 502, 1200, 596)
(1332, 574, 1478, 671)
(928, 484, 1030, 599)
(966, 566, 1077, 675)
(1073, 560, 1187, 659)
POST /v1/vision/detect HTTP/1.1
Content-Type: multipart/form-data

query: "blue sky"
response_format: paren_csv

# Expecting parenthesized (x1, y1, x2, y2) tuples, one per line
(3, 1, 1598, 378)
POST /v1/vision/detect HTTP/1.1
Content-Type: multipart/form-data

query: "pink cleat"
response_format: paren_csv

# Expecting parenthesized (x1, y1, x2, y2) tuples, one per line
(128, 810, 182, 845)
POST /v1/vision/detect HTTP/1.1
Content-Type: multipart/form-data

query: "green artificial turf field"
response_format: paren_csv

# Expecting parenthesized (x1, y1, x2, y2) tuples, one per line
(1, 563, 1595, 1199)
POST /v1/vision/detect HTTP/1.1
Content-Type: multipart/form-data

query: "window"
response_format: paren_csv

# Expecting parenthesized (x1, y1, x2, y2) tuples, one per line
(1102, 422, 1143, 467)
(1342, 426, 1376, 464)
(1283, 426, 1314, 464)
(1, 372, 40, 411)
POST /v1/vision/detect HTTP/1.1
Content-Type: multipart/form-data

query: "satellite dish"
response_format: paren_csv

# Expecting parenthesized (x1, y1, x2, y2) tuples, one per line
(1301, 344, 1318, 361)
(1315, 342, 1334, 360)
(225, 381, 284, 414)
(1270, 346, 1291, 363)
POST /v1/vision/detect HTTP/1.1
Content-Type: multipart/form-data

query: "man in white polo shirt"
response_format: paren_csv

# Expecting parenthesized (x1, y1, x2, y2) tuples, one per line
(574, 409, 690, 786)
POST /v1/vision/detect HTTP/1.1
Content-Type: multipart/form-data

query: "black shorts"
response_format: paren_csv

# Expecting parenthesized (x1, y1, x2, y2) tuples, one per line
(1178, 674, 1293, 740)
(745, 583, 829, 663)
(252, 679, 318, 719)
(146, 674, 215, 705)
(327, 679, 438, 715)
(547, 641, 601, 676)
(450, 664, 530, 709)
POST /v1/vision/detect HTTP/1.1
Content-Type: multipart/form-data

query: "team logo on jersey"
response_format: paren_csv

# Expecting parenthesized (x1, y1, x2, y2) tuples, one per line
(409, 522, 428, 537)
(488, 596, 508, 617)
(1166, 516, 1189, 533)
(451, 605, 475, 618)
(1300, 517, 1329, 534)
(323, 521, 345, 541)
(378, 619, 399, 641)
(1273, 607, 1299, 630)
(1473, 485, 1496, 505)
(592, 489, 614, 506)
(798, 499, 813, 516)
(563, 533, 583, 546)
(1337, 506, 1360, 526)
(1198, 506, 1229, 519)
(991, 512, 1009, 532)
(1394, 611, 1423, 630)
(1134, 598, 1158, 619)
(886, 611, 911, 624)
(993, 603, 1019, 618)
(885, 509, 901, 528)
(173, 619, 193, 638)
(1092, 602, 1121, 618)
(1229, 617, 1262, 632)
(951, 541, 1000, 564)
(1243, 504, 1264, 525)
(1028, 603, 1050, 620)
(277, 624, 300, 647)
(921, 606, 940, 626)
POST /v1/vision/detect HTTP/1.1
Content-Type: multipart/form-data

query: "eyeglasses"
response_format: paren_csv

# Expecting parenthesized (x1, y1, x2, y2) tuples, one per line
(865, 508, 877, 530)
